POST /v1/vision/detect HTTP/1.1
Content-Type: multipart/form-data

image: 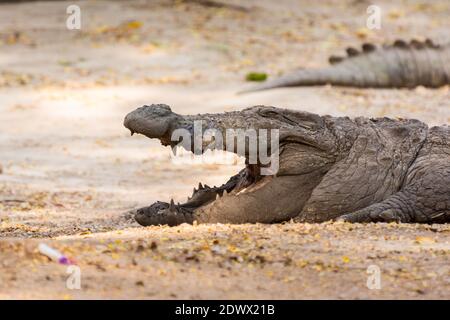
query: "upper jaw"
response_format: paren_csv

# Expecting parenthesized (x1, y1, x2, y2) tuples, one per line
(124, 104, 328, 158)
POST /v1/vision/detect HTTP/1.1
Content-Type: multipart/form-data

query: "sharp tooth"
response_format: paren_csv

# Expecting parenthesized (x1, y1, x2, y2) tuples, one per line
(237, 188, 247, 195)
(187, 196, 191, 201)
(193, 188, 197, 193)
(169, 199, 175, 210)
(130, 130, 135, 136)
(223, 190, 228, 197)
(205, 184, 210, 189)
(216, 193, 220, 200)
(199, 182, 203, 190)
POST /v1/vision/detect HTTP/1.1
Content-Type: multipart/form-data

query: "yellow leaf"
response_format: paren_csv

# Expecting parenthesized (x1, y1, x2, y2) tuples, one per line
(125, 21, 143, 30)
(111, 253, 120, 260)
(95, 139, 110, 148)
(355, 28, 370, 39)
(94, 25, 110, 34)
(313, 264, 323, 271)
(415, 236, 436, 244)
(141, 43, 158, 54)
(159, 269, 167, 276)
(388, 9, 405, 19)
(296, 259, 308, 268)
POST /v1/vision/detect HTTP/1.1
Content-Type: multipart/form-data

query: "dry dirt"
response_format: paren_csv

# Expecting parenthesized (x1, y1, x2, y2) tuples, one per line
(0, 0, 449, 299)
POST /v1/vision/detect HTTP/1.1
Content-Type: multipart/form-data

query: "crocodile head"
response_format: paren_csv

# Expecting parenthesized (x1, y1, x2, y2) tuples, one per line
(124, 104, 356, 226)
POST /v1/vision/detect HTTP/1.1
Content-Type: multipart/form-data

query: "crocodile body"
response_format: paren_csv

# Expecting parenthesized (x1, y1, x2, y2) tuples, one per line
(124, 104, 450, 226)
(241, 39, 450, 92)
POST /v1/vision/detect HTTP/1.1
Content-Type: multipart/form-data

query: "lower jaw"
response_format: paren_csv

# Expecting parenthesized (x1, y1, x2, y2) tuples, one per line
(133, 166, 268, 226)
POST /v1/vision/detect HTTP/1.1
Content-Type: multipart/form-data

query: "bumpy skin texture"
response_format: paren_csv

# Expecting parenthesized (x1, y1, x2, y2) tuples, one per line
(240, 39, 450, 92)
(124, 104, 450, 226)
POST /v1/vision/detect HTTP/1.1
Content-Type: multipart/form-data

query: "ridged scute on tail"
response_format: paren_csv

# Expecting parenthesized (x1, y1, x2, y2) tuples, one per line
(328, 38, 444, 65)
(239, 39, 450, 93)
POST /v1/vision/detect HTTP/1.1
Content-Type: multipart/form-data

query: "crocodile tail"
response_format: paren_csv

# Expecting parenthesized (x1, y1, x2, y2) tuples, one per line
(237, 67, 348, 94)
(239, 39, 450, 93)
(238, 42, 381, 93)
(326, 39, 450, 88)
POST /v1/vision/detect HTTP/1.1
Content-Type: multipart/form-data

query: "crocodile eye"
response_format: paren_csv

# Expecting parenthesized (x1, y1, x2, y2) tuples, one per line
(262, 110, 278, 117)
(259, 109, 298, 126)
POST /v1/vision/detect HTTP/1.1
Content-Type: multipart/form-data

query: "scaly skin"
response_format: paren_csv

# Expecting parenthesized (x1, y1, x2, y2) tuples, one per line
(240, 39, 450, 92)
(124, 104, 450, 226)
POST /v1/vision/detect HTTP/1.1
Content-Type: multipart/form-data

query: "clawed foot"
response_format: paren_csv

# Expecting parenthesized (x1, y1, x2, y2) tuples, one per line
(335, 214, 358, 223)
(336, 209, 403, 223)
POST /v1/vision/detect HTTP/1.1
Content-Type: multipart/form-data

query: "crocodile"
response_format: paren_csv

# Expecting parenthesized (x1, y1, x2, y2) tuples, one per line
(124, 104, 450, 226)
(240, 39, 450, 93)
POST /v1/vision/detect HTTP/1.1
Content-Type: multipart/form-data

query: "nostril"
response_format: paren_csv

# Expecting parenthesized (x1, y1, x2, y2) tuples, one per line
(123, 113, 135, 129)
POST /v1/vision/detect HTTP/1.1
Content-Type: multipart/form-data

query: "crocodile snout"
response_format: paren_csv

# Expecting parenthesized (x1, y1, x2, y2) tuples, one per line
(124, 104, 178, 140)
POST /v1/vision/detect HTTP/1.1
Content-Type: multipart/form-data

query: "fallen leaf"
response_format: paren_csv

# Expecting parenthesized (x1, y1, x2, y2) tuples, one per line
(415, 236, 436, 244)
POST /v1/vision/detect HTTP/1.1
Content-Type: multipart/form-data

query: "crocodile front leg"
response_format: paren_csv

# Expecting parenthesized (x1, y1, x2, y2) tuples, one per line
(339, 152, 450, 223)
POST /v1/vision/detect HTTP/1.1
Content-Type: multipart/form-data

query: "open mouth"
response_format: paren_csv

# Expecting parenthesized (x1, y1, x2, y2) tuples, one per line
(124, 104, 331, 226)
(134, 162, 270, 226)
(124, 104, 282, 226)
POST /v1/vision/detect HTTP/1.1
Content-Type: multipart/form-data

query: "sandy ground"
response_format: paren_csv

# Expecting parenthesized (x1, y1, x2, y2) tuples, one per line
(0, 0, 449, 299)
